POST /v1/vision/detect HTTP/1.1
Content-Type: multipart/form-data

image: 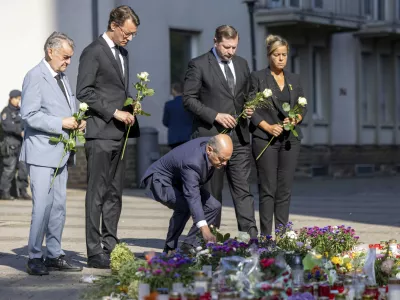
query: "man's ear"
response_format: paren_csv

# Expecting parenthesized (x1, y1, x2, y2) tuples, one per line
(206, 145, 213, 154)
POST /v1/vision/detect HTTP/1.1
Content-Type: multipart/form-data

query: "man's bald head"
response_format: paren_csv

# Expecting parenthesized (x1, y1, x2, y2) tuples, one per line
(206, 134, 233, 169)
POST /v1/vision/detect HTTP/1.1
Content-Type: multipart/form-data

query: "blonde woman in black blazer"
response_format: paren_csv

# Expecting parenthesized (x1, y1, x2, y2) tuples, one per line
(248, 35, 307, 236)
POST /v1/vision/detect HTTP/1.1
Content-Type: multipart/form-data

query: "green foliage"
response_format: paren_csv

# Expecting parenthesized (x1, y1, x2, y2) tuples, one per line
(110, 243, 135, 274)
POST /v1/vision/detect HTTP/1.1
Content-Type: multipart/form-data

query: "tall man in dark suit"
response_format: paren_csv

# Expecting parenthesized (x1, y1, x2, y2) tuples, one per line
(183, 25, 258, 237)
(77, 5, 140, 269)
(141, 134, 233, 253)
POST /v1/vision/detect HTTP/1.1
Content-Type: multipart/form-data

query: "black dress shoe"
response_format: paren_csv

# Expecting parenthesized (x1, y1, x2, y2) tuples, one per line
(87, 253, 110, 269)
(0, 192, 15, 200)
(163, 245, 175, 254)
(27, 258, 49, 276)
(44, 255, 82, 272)
(179, 243, 195, 256)
(19, 191, 32, 200)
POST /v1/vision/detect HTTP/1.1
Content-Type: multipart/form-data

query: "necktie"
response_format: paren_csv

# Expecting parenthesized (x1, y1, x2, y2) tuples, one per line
(114, 45, 124, 77)
(222, 61, 235, 95)
(55, 74, 68, 101)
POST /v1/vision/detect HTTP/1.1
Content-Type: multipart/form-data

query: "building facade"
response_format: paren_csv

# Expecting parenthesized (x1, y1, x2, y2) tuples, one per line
(0, 0, 399, 185)
(254, 0, 400, 176)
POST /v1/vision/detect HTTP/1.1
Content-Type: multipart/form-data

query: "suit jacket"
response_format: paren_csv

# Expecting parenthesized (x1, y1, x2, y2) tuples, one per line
(19, 60, 77, 168)
(183, 50, 251, 144)
(249, 68, 307, 140)
(76, 36, 140, 140)
(162, 95, 193, 145)
(140, 137, 214, 224)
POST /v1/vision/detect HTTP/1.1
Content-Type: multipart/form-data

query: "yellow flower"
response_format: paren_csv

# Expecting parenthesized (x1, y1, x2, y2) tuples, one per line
(315, 254, 322, 259)
(346, 262, 353, 271)
(331, 257, 342, 265)
(324, 252, 329, 258)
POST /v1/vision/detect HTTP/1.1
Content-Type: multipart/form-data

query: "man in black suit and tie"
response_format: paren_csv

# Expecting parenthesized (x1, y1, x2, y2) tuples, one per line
(183, 25, 258, 238)
(76, 5, 140, 269)
(141, 134, 233, 253)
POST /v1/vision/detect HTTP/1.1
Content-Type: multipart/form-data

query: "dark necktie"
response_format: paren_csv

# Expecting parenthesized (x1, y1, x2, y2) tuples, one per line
(114, 46, 124, 78)
(222, 61, 235, 95)
(55, 74, 68, 101)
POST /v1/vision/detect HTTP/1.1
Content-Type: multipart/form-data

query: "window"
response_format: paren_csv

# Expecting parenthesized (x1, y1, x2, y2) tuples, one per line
(290, 47, 300, 73)
(312, 48, 322, 118)
(289, 0, 300, 7)
(379, 54, 394, 124)
(270, 0, 283, 8)
(170, 29, 198, 84)
(364, 0, 373, 16)
(398, 0, 400, 20)
(314, 0, 323, 9)
(361, 53, 375, 124)
(397, 56, 400, 121)
(377, 0, 385, 20)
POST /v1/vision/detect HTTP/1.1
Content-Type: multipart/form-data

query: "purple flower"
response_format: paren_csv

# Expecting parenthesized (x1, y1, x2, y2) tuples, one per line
(174, 273, 181, 278)
(153, 269, 162, 275)
(296, 241, 304, 247)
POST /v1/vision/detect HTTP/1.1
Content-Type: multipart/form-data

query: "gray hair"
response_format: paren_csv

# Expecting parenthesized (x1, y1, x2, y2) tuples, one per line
(44, 31, 74, 54)
(207, 136, 220, 154)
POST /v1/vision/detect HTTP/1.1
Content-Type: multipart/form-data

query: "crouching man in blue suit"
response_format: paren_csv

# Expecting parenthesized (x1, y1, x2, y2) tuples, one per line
(141, 134, 233, 254)
(20, 32, 85, 275)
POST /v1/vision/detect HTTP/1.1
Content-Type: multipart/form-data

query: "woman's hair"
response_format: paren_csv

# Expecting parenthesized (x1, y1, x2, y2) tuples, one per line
(265, 34, 289, 56)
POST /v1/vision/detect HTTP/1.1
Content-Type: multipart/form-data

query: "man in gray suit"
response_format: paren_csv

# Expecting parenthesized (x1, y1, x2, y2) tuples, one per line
(20, 32, 85, 275)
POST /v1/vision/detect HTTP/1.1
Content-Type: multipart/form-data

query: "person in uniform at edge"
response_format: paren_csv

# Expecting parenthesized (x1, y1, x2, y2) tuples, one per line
(0, 89, 30, 200)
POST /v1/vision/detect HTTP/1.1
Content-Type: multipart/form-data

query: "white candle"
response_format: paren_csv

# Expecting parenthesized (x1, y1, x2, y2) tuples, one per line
(202, 265, 212, 278)
(388, 278, 400, 300)
(138, 283, 150, 300)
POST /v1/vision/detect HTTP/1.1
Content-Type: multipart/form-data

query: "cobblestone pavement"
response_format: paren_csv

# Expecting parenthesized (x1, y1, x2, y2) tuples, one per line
(0, 176, 399, 299)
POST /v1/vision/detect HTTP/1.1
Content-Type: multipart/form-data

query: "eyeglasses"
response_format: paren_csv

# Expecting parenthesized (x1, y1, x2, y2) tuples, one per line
(118, 25, 137, 38)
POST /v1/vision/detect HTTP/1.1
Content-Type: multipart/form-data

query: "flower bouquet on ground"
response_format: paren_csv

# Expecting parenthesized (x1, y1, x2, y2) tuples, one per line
(82, 244, 146, 300)
(137, 252, 195, 291)
(195, 226, 251, 270)
(275, 223, 312, 260)
(49, 102, 89, 187)
(253, 254, 293, 299)
(221, 88, 273, 134)
(257, 234, 278, 259)
(372, 241, 400, 286)
(297, 225, 360, 258)
(121, 72, 155, 160)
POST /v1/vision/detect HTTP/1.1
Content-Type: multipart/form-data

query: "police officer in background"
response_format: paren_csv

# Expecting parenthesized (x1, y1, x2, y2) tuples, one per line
(0, 90, 30, 200)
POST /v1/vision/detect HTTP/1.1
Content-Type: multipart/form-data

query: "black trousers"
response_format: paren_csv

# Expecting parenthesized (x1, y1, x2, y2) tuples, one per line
(84, 138, 126, 257)
(143, 174, 221, 249)
(204, 131, 257, 237)
(0, 154, 28, 193)
(252, 136, 300, 236)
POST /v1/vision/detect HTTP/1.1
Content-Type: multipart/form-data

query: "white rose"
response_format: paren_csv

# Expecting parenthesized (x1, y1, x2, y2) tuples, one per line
(396, 272, 400, 279)
(237, 231, 250, 243)
(285, 230, 298, 240)
(298, 97, 307, 107)
(137, 72, 150, 82)
(79, 102, 89, 112)
(262, 89, 272, 98)
(196, 246, 203, 252)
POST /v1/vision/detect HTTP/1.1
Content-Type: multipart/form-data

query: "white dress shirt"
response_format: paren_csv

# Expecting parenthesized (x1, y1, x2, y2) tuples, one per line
(43, 59, 70, 105)
(212, 47, 236, 84)
(102, 32, 125, 76)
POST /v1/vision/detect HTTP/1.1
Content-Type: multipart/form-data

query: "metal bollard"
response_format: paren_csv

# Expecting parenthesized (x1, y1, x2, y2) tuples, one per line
(136, 127, 160, 187)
